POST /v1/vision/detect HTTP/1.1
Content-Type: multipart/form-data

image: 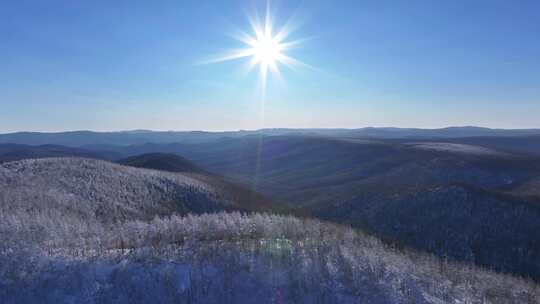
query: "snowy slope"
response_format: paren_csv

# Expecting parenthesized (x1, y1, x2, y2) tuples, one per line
(0, 158, 234, 224)
(0, 158, 538, 303)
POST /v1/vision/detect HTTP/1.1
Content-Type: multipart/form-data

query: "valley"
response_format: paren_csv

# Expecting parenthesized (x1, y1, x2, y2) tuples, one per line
(2, 129, 540, 302)
(1, 158, 538, 303)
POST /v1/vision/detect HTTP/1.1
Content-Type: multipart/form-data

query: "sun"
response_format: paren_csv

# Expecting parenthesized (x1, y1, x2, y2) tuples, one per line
(239, 16, 290, 85)
(204, 4, 309, 91)
(250, 31, 283, 67)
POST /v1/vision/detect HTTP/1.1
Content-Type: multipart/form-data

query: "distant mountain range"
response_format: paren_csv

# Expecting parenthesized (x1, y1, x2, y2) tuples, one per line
(0, 143, 121, 163)
(90, 135, 540, 280)
(2, 126, 540, 146)
(2, 130, 540, 281)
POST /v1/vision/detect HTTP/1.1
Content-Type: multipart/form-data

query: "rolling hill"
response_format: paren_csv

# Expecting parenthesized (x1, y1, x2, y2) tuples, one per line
(106, 136, 540, 206)
(116, 153, 285, 214)
(0, 143, 121, 163)
(314, 183, 540, 279)
(3, 133, 540, 287)
(117, 153, 203, 173)
(0, 157, 218, 221)
(97, 135, 540, 280)
(0, 157, 538, 302)
(0, 158, 273, 229)
(2, 127, 540, 147)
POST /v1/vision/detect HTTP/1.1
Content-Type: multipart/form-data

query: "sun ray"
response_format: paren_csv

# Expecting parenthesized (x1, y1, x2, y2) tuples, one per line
(200, 49, 255, 65)
(203, 2, 310, 93)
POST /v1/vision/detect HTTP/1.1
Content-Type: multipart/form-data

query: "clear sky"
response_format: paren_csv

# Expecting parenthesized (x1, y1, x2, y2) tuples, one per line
(1, 0, 539, 132)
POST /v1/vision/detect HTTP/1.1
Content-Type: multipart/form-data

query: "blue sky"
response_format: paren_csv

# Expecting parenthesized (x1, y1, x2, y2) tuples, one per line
(1, 0, 539, 132)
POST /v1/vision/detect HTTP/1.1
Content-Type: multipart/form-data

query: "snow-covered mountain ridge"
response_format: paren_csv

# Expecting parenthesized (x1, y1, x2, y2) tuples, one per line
(0, 158, 538, 303)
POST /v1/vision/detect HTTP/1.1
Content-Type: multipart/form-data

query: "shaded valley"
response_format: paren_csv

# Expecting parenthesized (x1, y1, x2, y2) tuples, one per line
(83, 134, 540, 280)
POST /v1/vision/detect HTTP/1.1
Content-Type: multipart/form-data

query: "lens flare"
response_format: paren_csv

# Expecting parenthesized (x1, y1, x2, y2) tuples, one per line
(204, 4, 310, 91)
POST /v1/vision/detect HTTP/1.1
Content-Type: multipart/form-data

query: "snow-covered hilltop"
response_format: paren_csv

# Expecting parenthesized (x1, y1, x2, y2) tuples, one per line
(0, 158, 538, 303)
(0, 158, 234, 224)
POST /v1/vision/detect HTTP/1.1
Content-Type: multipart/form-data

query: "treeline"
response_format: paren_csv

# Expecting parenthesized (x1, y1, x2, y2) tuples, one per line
(1, 158, 540, 303)
(1, 212, 539, 303)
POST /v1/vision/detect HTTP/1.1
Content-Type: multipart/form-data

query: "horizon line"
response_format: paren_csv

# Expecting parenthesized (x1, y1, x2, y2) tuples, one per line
(2, 125, 540, 135)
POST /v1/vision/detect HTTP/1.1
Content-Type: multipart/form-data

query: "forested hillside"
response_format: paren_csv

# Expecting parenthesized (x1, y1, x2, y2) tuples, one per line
(117, 153, 203, 173)
(1, 158, 539, 303)
(0, 143, 120, 163)
(100, 135, 540, 280)
(2, 210, 538, 303)
(116, 153, 286, 214)
(0, 158, 266, 226)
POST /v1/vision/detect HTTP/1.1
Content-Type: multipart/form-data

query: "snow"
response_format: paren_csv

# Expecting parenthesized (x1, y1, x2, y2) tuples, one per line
(409, 142, 504, 156)
(0, 158, 538, 303)
(1, 212, 538, 303)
